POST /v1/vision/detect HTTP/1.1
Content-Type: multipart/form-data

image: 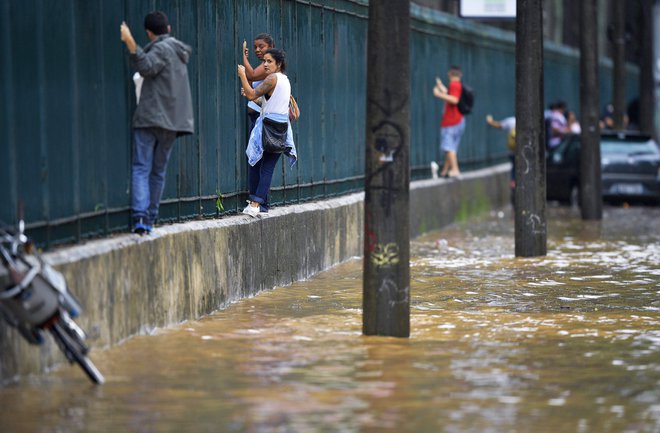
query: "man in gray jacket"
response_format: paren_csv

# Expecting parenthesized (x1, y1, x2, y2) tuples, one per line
(120, 11, 194, 234)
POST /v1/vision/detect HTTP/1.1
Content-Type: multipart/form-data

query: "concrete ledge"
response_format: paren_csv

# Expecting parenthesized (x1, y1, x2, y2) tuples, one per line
(411, 164, 512, 237)
(0, 163, 510, 382)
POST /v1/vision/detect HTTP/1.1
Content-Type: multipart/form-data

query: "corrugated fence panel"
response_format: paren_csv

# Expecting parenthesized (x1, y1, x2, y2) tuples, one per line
(323, 5, 339, 197)
(478, 39, 517, 165)
(0, 1, 640, 247)
(344, 10, 368, 194)
(195, 0, 220, 217)
(10, 0, 42, 227)
(44, 2, 82, 243)
(101, 0, 132, 233)
(76, 0, 107, 231)
(222, 0, 245, 214)
(175, 0, 200, 219)
(0, 1, 14, 227)
(293, 2, 328, 201)
(544, 46, 581, 114)
(280, 0, 300, 204)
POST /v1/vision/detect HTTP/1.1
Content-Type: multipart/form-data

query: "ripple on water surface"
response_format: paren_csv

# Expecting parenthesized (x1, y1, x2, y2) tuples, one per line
(0, 206, 659, 433)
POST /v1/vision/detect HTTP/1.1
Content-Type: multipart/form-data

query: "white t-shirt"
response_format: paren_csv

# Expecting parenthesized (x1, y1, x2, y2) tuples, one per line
(499, 116, 516, 132)
(133, 72, 144, 103)
(549, 111, 568, 147)
(262, 73, 291, 117)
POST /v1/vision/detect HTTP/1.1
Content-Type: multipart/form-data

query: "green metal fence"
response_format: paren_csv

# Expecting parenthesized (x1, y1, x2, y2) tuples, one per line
(0, 1, 639, 247)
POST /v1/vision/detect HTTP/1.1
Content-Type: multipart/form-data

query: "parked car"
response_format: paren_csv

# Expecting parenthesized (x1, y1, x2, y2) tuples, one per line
(546, 132, 660, 205)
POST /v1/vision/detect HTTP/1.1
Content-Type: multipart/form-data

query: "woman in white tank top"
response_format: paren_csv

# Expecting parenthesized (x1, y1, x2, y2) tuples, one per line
(237, 49, 297, 218)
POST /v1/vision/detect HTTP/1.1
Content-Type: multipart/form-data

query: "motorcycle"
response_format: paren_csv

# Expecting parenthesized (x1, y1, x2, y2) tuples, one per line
(0, 220, 104, 384)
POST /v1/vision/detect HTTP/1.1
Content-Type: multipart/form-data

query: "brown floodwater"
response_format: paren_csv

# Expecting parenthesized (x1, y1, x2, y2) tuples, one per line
(1, 205, 659, 433)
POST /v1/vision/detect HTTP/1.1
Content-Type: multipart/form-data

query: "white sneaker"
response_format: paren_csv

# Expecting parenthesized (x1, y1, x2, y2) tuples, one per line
(242, 204, 260, 218)
(430, 161, 439, 179)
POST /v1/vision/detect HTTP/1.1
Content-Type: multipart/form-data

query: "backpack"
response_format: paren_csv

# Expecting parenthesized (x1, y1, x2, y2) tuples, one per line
(507, 128, 516, 152)
(457, 84, 474, 115)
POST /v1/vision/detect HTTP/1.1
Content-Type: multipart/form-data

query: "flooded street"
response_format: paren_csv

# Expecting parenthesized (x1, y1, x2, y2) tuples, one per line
(1, 205, 659, 433)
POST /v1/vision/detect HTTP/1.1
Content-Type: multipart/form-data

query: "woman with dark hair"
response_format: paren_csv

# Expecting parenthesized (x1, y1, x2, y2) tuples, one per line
(241, 33, 275, 132)
(237, 49, 297, 218)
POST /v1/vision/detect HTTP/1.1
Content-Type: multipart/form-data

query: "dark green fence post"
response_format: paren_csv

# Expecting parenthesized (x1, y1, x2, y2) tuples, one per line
(514, 0, 547, 257)
(363, 0, 410, 338)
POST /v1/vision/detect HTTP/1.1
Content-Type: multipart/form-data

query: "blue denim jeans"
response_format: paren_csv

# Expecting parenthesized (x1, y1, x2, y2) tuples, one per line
(131, 127, 177, 225)
(248, 151, 281, 207)
(248, 110, 260, 135)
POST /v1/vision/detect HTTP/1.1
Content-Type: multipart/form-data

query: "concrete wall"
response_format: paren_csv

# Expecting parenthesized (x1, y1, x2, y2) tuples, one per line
(0, 164, 510, 383)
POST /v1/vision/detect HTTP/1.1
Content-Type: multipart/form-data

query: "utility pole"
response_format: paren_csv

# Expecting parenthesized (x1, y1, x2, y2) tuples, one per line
(611, 0, 626, 130)
(514, 0, 546, 257)
(363, 0, 410, 338)
(580, 0, 602, 220)
(655, 0, 660, 141)
(639, 0, 655, 136)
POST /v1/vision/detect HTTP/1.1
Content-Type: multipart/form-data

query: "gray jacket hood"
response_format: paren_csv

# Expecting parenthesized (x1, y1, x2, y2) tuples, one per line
(142, 35, 191, 64)
(159, 36, 191, 64)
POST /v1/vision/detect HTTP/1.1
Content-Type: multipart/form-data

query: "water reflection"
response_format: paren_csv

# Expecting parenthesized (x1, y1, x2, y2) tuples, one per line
(1, 206, 659, 433)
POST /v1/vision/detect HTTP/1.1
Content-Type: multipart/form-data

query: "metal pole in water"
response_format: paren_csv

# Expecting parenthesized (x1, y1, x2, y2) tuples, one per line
(639, 0, 655, 137)
(579, 0, 603, 220)
(611, 0, 626, 131)
(363, 0, 410, 337)
(514, 0, 547, 257)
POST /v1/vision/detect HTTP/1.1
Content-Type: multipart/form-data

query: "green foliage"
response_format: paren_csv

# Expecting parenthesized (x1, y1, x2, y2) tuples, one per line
(456, 184, 490, 223)
(215, 192, 224, 213)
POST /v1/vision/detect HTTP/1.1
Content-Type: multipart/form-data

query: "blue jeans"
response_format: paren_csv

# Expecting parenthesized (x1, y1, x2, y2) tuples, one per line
(131, 127, 177, 225)
(248, 151, 281, 207)
(248, 110, 260, 135)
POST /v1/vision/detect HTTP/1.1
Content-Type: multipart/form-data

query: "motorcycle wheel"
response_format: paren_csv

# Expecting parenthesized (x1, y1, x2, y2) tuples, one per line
(50, 321, 105, 384)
